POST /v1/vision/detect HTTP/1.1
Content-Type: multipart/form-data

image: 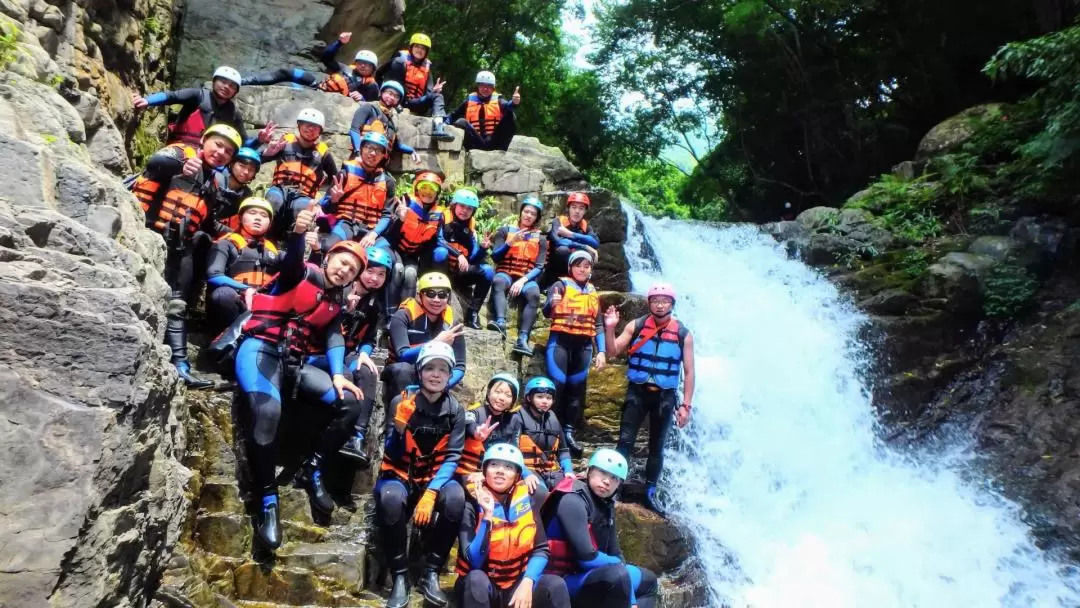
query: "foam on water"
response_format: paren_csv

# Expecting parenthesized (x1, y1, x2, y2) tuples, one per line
(623, 206, 1080, 607)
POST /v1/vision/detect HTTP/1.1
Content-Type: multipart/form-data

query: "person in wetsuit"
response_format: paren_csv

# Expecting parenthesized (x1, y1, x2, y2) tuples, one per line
(437, 188, 493, 330)
(205, 196, 281, 331)
(457, 372, 523, 483)
(516, 376, 573, 506)
(242, 31, 380, 102)
(488, 195, 547, 355)
(446, 70, 521, 151)
(376, 32, 455, 142)
(542, 193, 599, 290)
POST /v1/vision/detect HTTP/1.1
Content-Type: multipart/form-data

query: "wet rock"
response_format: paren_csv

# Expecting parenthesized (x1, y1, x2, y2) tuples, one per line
(599, 291, 648, 334)
(594, 241, 632, 292)
(615, 502, 691, 574)
(968, 235, 1020, 262)
(585, 364, 628, 434)
(194, 513, 252, 558)
(921, 252, 996, 314)
(859, 288, 918, 315)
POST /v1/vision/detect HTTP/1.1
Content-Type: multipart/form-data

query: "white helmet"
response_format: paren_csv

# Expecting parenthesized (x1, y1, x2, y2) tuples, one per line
(416, 341, 456, 372)
(213, 66, 242, 88)
(296, 108, 325, 129)
(475, 70, 496, 86)
(354, 50, 378, 66)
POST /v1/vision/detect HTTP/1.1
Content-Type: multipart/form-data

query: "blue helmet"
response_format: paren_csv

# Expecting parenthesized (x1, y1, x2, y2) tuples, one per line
(521, 195, 542, 212)
(380, 80, 405, 99)
(487, 372, 520, 402)
(360, 131, 389, 150)
(588, 448, 628, 481)
(234, 147, 262, 168)
(366, 246, 393, 270)
(524, 376, 556, 398)
(451, 189, 480, 209)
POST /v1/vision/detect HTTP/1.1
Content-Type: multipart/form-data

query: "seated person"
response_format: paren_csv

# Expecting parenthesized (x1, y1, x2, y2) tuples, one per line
(212, 146, 262, 233)
(375, 32, 454, 141)
(321, 131, 397, 251)
(458, 373, 523, 480)
(242, 32, 379, 101)
(447, 71, 521, 151)
(540, 449, 658, 608)
(454, 444, 571, 608)
(488, 196, 547, 356)
(516, 376, 572, 506)
(438, 188, 493, 330)
(261, 108, 338, 237)
(382, 272, 466, 406)
(378, 170, 449, 309)
(205, 197, 281, 331)
(543, 193, 598, 289)
(349, 80, 420, 165)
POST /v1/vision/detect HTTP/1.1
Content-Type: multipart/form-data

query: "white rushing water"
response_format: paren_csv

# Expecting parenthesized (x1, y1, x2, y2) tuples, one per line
(622, 206, 1080, 608)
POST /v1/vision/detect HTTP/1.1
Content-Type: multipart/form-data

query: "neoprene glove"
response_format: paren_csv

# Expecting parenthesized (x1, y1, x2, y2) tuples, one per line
(413, 489, 438, 526)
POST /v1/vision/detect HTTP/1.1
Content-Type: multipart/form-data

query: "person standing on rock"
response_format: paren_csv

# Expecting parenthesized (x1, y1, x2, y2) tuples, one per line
(377, 341, 467, 608)
(383, 272, 467, 405)
(260, 108, 339, 238)
(204, 197, 281, 332)
(540, 449, 658, 608)
(438, 188, 494, 330)
(543, 251, 606, 458)
(454, 443, 572, 608)
(516, 376, 573, 506)
(602, 282, 695, 513)
(543, 193, 599, 290)
(210, 147, 263, 233)
(488, 195, 548, 356)
(132, 66, 268, 148)
(242, 32, 381, 102)
(458, 373, 523, 482)
(376, 32, 456, 142)
(446, 70, 521, 151)
(233, 206, 365, 549)
(349, 81, 421, 165)
(378, 170, 452, 309)
(129, 123, 243, 388)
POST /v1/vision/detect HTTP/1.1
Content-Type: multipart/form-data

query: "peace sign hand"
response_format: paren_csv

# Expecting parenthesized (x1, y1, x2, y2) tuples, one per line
(474, 415, 500, 442)
(432, 78, 447, 95)
(329, 173, 345, 202)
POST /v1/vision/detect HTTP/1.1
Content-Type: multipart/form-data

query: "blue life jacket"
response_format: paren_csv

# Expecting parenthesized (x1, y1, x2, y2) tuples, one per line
(626, 315, 688, 390)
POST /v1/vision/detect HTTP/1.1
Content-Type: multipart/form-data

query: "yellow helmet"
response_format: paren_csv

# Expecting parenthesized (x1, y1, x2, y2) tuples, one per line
(409, 33, 432, 48)
(202, 123, 242, 151)
(238, 197, 274, 219)
(417, 272, 451, 292)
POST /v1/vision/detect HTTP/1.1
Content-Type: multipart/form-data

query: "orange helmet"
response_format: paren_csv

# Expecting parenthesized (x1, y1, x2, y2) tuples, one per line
(327, 240, 368, 268)
(567, 192, 591, 207)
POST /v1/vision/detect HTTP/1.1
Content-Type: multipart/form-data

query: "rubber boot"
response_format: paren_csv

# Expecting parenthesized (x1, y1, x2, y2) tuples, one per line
(432, 118, 455, 142)
(418, 567, 447, 607)
(175, 361, 214, 390)
(297, 455, 335, 514)
(465, 309, 482, 330)
(563, 425, 584, 458)
(645, 483, 662, 514)
(486, 318, 507, 337)
(166, 312, 214, 389)
(256, 494, 281, 549)
(386, 570, 410, 608)
(338, 433, 370, 466)
(512, 332, 533, 356)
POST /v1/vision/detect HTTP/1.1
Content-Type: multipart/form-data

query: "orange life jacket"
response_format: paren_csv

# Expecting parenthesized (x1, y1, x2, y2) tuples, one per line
(519, 432, 561, 474)
(380, 387, 455, 484)
(455, 482, 537, 588)
(396, 200, 442, 254)
(271, 133, 330, 197)
(333, 160, 388, 228)
(242, 264, 344, 354)
(559, 215, 589, 233)
(318, 72, 351, 96)
(358, 108, 399, 150)
(222, 232, 278, 288)
(550, 279, 599, 337)
(457, 402, 488, 476)
(465, 93, 503, 136)
(131, 143, 197, 211)
(387, 298, 454, 362)
(496, 228, 542, 278)
(399, 50, 431, 100)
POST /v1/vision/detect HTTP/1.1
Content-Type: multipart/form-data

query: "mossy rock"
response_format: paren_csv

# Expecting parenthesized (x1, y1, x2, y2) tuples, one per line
(584, 363, 628, 433)
(615, 502, 691, 574)
(916, 104, 1003, 160)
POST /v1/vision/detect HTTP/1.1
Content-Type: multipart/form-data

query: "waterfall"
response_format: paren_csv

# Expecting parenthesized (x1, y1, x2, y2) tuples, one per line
(621, 205, 1080, 607)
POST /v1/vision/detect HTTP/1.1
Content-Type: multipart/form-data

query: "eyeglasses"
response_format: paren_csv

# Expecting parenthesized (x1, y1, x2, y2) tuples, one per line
(422, 289, 451, 300)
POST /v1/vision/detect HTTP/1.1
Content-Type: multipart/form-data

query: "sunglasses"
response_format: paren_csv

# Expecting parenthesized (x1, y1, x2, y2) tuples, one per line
(422, 289, 451, 300)
(415, 182, 440, 193)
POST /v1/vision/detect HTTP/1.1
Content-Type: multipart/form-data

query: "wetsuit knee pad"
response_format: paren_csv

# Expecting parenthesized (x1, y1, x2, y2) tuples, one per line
(402, 264, 418, 283)
(481, 264, 494, 281)
(249, 398, 282, 446)
(432, 247, 449, 263)
(436, 481, 465, 523)
(265, 186, 286, 209)
(374, 478, 409, 524)
(464, 570, 492, 599)
(291, 67, 307, 80)
(492, 272, 512, 288)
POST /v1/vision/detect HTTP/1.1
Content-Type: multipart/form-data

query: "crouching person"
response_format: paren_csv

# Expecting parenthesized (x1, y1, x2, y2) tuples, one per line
(540, 449, 658, 608)
(376, 341, 467, 608)
(205, 197, 281, 331)
(455, 444, 570, 608)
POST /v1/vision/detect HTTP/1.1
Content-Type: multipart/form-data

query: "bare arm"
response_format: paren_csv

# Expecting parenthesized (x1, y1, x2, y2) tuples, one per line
(606, 318, 637, 359)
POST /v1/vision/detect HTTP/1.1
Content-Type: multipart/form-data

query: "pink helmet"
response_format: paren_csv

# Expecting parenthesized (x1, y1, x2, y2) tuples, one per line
(647, 282, 676, 302)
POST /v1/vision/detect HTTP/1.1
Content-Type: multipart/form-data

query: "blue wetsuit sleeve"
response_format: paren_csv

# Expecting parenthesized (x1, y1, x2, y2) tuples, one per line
(143, 88, 202, 107)
(549, 219, 574, 248)
(388, 310, 420, 361)
(524, 555, 548, 582)
(395, 139, 415, 155)
(426, 405, 465, 491)
(327, 344, 345, 376)
(523, 238, 547, 282)
(321, 40, 343, 71)
(208, 275, 248, 290)
(359, 342, 375, 356)
(579, 551, 623, 570)
(145, 92, 168, 105)
(569, 228, 600, 248)
(450, 334, 466, 387)
(449, 368, 464, 388)
(466, 518, 490, 566)
(560, 457, 574, 475)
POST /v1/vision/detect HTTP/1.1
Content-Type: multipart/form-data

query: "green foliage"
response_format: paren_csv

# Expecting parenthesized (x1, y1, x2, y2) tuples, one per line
(143, 16, 163, 38)
(982, 263, 1037, 318)
(475, 196, 515, 236)
(0, 18, 22, 71)
(847, 174, 944, 243)
(132, 121, 164, 169)
(592, 160, 690, 220)
(896, 249, 931, 280)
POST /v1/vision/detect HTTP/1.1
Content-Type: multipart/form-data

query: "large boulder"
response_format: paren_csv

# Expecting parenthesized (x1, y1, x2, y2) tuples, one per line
(0, 73, 188, 607)
(469, 136, 585, 196)
(915, 104, 1003, 161)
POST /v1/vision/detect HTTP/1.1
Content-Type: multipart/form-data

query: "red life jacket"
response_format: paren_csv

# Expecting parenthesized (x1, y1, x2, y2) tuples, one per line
(542, 477, 597, 576)
(465, 93, 503, 136)
(242, 264, 344, 354)
(332, 160, 388, 228)
(167, 109, 207, 146)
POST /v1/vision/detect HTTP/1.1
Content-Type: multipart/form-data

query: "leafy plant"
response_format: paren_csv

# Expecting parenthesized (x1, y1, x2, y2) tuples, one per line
(475, 195, 514, 236)
(896, 249, 930, 280)
(847, 173, 944, 243)
(0, 18, 23, 72)
(982, 263, 1037, 318)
